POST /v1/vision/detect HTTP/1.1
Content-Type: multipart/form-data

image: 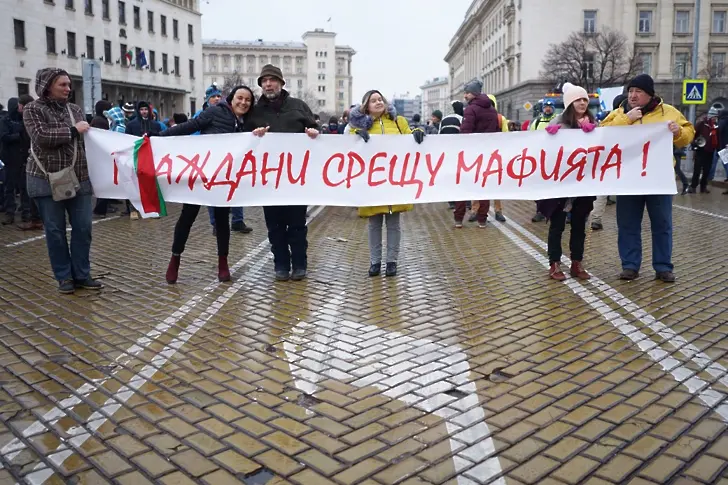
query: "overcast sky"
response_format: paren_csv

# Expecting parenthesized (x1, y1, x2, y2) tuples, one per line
(199, 0, 467, 102)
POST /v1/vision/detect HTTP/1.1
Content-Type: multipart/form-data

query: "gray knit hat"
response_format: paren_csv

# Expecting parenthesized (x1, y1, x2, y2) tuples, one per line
(464, 79, 483, 95)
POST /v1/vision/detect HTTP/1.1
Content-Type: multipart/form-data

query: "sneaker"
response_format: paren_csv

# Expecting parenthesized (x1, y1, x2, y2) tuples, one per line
(619, 269, 639, 280)
(655, 271, 676, 283)
(532, 213, 546, 222)
(74, 278, 104, 290)
(275, 270, 290, 281)
(700, 188, 711, 194)
(681, 185, 689, 195)
(454, 221, 463, 229)
(549, 262, 566, 281)
(58, 280, 75, 294)
(231, 221, 253, 233)
(591, 221, 603, 231)
(385, 262, 397, 277)
(477, 222, 487, 228)
(291, 268, 307, 281)
(368, 263, 381, 277)
(130, 211, 140, 220)
(495, 211, 506, 222)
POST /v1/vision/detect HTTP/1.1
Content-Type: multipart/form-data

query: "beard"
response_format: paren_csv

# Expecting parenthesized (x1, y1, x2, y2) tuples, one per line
(264, 90, 280, 99)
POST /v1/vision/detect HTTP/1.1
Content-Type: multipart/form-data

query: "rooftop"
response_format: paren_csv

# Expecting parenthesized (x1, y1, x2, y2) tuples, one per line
(420, 77, 449, 88)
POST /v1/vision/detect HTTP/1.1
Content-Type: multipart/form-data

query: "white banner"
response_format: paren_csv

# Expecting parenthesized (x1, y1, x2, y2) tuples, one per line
(85, 123, 676, 211)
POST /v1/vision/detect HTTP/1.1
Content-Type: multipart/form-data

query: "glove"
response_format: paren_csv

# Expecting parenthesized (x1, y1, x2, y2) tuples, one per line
(412, 129, 425, 144)
(545, 125, 561, 135)
(356, 129, 370, 142)
(580, 122, 596, 133)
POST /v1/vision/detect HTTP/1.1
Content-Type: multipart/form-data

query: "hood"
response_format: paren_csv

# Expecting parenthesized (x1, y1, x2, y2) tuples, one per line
(95, 100, 112, 117)
(469, 94, 494, 110)
(136, 101, 150, 118)
(105, 106, 126, 127)
(34, 68, 69, 100)
(6, 98, 19, 120)
(348, 103, 398, 131)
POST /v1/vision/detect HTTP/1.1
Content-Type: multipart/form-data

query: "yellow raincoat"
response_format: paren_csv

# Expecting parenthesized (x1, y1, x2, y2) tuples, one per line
(601, 99, 695, 149)
(350, 114, 415, 217)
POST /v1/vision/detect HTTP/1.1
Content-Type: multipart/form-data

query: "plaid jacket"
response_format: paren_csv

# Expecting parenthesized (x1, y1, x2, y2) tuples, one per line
(23, 68, 88, 181)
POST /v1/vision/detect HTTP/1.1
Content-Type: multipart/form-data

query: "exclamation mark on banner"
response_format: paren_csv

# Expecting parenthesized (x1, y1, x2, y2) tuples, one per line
(112, 153, 119, 185)
(641, 141, 650, 177)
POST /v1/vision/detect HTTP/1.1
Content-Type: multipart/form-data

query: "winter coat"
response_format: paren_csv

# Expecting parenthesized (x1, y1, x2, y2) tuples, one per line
(125, 107, 163, 137)
(460, 94, 499, 134)
(0, 98, 30, 168)
(602, 96, 694, 149)
(248, 89, 318, 133)
(536, 114, 595, 219)
(161, 101, 250, 136)
(90, 115, 109, 130)
(348, 104, 414, 217)
(439, 114, 463, 134)
(23, 68, 89, 182)
(693, 119, 718, 152)
(105, 106, 127, 133)
(718, 110, 728, 149)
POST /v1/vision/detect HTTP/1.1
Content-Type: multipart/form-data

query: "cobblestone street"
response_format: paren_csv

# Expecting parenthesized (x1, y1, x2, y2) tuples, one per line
(0, 194, 727, 485)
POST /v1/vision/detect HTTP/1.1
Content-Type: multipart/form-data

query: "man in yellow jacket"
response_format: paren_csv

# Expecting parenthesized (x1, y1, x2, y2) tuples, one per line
(601, 74, 694, 283)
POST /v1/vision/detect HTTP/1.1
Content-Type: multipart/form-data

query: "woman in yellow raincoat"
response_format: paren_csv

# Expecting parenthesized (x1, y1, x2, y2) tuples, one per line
(348, 90, 425, 277)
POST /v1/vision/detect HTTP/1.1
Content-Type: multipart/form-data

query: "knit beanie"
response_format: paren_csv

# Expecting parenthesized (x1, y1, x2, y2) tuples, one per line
(562, 82, 589, 111)
(432, 109, 443, 120)
(627, 74, 655, 97)
(464, 79, 483, 95)
(257, 64, 285, 86)
(122, 102, 135, 114)
(205, 83, 222, 103)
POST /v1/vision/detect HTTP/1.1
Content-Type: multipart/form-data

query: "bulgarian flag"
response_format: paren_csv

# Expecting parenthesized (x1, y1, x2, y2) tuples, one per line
(131, 136, 167, 217)
(125, 49, 133, 65)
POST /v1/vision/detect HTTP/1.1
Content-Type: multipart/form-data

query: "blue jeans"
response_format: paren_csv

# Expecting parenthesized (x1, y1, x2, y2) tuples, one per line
(616, 195, 673, 273)
(710, 151, 719, 181)
(34, 194, 93, 282)
(208, 206, 243, 225)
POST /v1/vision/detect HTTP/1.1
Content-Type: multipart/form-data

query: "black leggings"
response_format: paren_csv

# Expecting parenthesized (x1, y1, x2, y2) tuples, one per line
(548, 209, 588, 263)
(172, 204, 230, 256)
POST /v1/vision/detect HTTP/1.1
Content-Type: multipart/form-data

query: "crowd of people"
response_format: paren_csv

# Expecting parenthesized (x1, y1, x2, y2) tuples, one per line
(0, 64, 714, 293)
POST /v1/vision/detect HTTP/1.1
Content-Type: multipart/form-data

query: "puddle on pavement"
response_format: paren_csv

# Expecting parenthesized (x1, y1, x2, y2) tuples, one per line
(240, 466, 275, 484)
(487, 367, 515, 382)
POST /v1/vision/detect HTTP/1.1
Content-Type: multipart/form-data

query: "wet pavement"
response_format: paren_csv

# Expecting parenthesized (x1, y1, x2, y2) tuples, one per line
(0, 193, 727, 485)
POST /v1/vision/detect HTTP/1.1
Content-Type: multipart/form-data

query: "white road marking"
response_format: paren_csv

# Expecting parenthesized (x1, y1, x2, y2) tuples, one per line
(490, 214, 728, 422)
(2, 207, 325, 482)
(674, 203, 728, 221)
(4, 216, 121, 248)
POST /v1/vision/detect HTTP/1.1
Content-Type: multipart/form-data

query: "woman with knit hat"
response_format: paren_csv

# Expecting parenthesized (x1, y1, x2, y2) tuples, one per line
(348, 89, 425, 277)
(538, 82, 597, 281)
(160, 85, 259, 284)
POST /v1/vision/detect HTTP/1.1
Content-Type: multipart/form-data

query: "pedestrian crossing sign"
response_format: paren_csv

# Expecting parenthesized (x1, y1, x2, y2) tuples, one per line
(682, 79, 707, 105)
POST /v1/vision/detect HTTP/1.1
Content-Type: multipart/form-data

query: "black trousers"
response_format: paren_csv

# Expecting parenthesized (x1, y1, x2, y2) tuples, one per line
(548, 208, 588, 263)
(691, 151, 714, 190)
(172, 204, 230, 256)
(263, 205, 308, 271)
(3, 161, 38, 221)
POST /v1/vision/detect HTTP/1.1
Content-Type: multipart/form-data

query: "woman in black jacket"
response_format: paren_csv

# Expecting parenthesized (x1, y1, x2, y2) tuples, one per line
(163, 85, 259, 284)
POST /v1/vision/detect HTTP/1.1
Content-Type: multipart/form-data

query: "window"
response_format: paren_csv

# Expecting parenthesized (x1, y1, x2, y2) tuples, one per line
(17, 83, 30, 96)
(675, 10, 690, 34)
(86, 36, 95, 58)
(582, 53, 594, 79)
(118, 1, 126, 25)
(712, 52, 726, 77)
(318, 100, 325, 107)
(66, 0, 73, 8)
(67, 31, 76, 56)
(174, 56, 180, 76)
(675, 52, 689, 78)
(162, 53, 168, 74)
(160, 15, 167, 36)
(173, 19, 179, 39)
(190, 99, 196, 116)
(583, 10, 596, 33)
(13, 19, 25, 48)
(318, 85, 326, 92)
(297, 79, 303, 88)
(638, 10, 652, 33)
(189, 59, 195, 78)
(104, 40, 111, 63)
(102, 0, 109, 19)
(639, 52, 652, 75)
(135, 47, 142, 68)
(714, 11, 726, 33)
(133, 6, 140, 29)
(85, 0, 92, 15)
(187, 24, 193, 44)
(338, 80, 344, 88)
(46, 27, 56, 53)
(120, 42, 127, 66)
(147, 11, 154, 32)
(149, 50, 156, 71)
(338, 92, 344, 100)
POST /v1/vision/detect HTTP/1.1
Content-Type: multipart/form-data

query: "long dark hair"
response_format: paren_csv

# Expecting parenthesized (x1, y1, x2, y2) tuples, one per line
(561, 102, 595, 129)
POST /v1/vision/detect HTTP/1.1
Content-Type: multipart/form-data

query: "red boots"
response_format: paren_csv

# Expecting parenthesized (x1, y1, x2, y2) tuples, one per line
(218, 256, 231, 282)
(166, 255, 180, 284)
(549, 262, 566, 281)
(570, 261, 591, 280)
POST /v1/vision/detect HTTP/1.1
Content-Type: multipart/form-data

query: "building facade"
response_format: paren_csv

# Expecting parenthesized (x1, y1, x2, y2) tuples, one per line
(3, 0, 204, 118)
(445, 0, 728, 122)
(420, 77, 450, 118)
(392, 95, 422, 121)
(202, 29, 355, 117)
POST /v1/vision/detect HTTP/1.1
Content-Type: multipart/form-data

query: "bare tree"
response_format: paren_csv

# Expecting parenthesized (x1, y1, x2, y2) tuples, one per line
(294, 89, 320, 111)
(220, 71, 246, 98)
(540, 28, 640, 92)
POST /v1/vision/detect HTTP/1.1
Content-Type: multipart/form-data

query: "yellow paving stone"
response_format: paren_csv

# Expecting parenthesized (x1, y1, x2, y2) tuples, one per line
(131, 451, 176, 478)
(184, 432, 226, 456)
(159, 417, 199, 438)
(115, 471, 154, 485)
(89, 450, 133, 477)
(212, 449, 262, 475)
(595, 454, 642, 482)
(637, 454, 684, 482)
(107, 434, 149, 458)
(551, 455, 601, 484)
(159, 471, 199, 485)
(508, 454, 561, 483)
(683, 454, 726, 483)
(374, 457, 428, 485)
(169, 449, 218, 477)
(200, 469, 246, 485)
(300, 431, 348, 454)
(543, 436, 590, 461)
(623, 435, 668, 460)
(261, 430, 309, 455)
(337, 439, 388, 463)
(305, 416, 352, 437)
(333, 458, 388, 484)
(290, 469, 338, 485)
(268, 417, 312, 437)
(296, 448, 345, 475)
(255, 449, 305, 476)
